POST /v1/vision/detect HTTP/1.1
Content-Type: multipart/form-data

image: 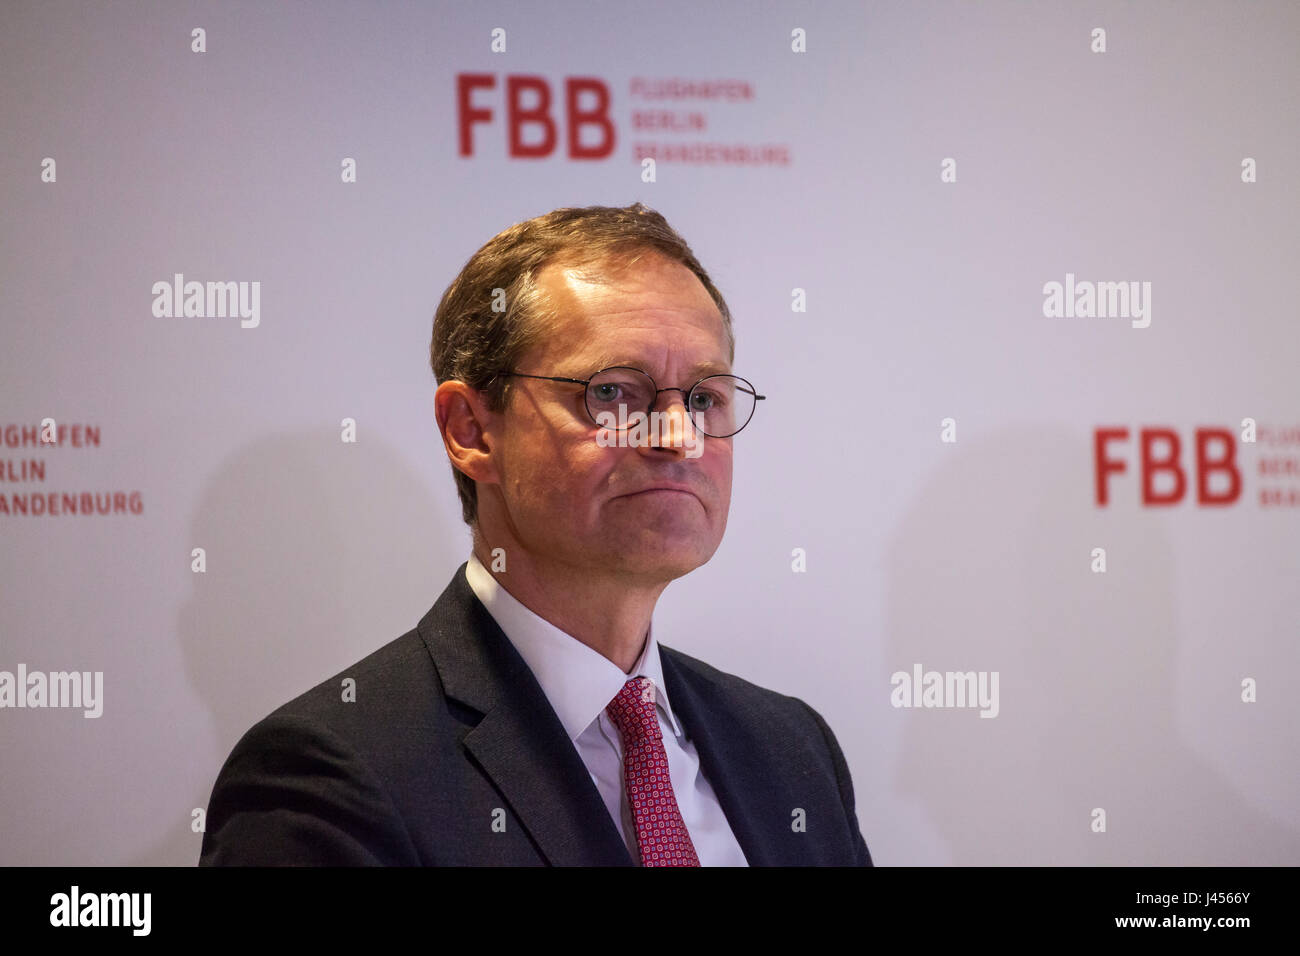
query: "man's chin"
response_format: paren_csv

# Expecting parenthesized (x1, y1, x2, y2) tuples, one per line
(605, 545, 712, 583)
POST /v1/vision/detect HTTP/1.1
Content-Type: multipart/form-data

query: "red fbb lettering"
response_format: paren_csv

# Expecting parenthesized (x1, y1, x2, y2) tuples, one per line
(566, 78, 614, 159)
(1141, 428, 1185, 505)
(507, 76, 556, 158)
(1094, 428, 1129, 506)
(457, 73, 496, 156)
(1196, 427, 1242, 505)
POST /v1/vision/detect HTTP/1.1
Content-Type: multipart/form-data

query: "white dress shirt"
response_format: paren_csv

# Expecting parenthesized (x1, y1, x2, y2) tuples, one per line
(464, 553, 749, 866)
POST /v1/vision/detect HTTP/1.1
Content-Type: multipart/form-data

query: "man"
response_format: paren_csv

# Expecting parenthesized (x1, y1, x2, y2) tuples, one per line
(200, 203, 872, 866)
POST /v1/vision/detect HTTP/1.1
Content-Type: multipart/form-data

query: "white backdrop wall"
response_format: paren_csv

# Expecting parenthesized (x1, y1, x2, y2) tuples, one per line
(1, 0, 1297, 865)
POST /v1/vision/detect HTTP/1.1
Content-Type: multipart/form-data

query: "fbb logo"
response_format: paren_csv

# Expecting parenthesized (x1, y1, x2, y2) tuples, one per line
(457, 73, 615, 159)
(1094, 427, 1242, 507)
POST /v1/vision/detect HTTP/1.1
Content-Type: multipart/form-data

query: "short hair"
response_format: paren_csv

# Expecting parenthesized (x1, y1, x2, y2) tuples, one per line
(430, 202, 735, 526)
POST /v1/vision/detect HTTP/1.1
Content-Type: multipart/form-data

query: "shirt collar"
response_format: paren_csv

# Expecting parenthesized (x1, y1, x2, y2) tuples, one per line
(464, 552, 683, 743)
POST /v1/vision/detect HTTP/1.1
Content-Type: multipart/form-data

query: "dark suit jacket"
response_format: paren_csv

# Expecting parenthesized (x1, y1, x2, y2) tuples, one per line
(199, 564, 872, 866)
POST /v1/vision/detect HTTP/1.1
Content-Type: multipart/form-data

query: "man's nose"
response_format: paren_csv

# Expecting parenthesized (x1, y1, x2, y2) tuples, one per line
(646, 392, 698, 452)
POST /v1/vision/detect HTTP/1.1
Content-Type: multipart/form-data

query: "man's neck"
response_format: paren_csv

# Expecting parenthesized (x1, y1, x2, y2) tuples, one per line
(471, 539, 666, 674)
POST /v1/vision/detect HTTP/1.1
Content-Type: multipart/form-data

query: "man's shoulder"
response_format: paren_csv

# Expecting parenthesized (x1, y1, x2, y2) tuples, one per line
(264, 625, 436, 727)
(659, 642, 872, 865)
(658, 642, 823, 729)
(658, 642, 779, 695)
(211, 624, 444, 801)
(201, 623, 444, 866)
(251, 565, 474, 735)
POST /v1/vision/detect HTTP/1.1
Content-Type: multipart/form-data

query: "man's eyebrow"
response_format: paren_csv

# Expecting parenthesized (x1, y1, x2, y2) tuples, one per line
(585, 354, 733, 377)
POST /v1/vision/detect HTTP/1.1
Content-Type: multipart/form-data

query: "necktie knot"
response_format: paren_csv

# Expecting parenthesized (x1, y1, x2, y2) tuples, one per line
(605, 676, 660, 744)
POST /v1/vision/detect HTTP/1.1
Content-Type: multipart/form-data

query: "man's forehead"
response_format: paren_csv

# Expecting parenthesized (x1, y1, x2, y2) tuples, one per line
(532, 255, 729, 370)
(533, 306, 730, 372)
(530, 325, 731, 378)
(539, 253, 707, 304)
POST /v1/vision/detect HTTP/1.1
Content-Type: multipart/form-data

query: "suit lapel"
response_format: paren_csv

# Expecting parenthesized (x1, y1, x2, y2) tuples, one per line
(418, 565, 632, 866)
(658, 646, 784, 866)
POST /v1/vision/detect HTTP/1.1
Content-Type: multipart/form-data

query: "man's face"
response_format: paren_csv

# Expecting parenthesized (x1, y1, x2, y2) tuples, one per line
(485, 252, 734, 584)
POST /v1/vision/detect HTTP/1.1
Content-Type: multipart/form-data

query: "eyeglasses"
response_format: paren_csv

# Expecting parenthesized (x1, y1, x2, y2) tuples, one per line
(498, 366, 765, 438)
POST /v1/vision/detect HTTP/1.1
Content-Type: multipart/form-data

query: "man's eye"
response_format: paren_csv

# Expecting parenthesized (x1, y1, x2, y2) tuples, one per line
(593, 384, 620, 401)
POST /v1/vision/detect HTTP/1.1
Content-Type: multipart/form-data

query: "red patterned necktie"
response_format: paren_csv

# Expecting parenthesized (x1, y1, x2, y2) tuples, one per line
(605, 676, 700, 867)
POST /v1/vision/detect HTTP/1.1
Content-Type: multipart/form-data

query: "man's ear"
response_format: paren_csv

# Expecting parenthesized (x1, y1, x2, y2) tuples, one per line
(436, 381, 501, 486)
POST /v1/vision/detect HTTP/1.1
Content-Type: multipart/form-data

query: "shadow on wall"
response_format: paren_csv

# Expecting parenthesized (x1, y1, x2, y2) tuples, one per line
(885, 426, 1300, 865)
(133, 427, 460, 865)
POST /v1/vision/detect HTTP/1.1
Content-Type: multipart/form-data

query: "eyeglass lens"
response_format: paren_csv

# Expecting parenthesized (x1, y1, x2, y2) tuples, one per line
(585, 367, 756, 438)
